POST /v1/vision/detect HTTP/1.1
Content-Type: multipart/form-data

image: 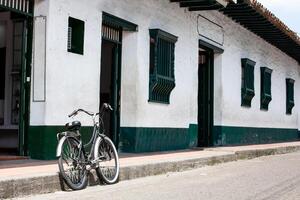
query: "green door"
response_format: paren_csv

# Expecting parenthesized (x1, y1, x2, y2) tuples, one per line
(13, 18, 32, 156)
(111, 45, 120, 146)
(11, 19, 26, 155)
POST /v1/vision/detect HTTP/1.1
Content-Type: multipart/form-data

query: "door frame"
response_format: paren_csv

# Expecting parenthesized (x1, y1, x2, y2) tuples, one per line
(101, 12, 137, 149)
(100, 27, 122, 148)
(20, 15, 33, 156)
(198, 44, 214, 147)
(0, 10, 33, 156)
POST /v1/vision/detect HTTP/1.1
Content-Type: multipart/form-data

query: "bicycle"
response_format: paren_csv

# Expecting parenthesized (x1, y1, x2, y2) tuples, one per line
(56, 103, 120, 190)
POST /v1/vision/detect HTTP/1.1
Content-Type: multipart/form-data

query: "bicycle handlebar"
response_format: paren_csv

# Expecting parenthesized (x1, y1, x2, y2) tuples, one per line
(68, 109, 95, 118)
(68, 103, 113, 118)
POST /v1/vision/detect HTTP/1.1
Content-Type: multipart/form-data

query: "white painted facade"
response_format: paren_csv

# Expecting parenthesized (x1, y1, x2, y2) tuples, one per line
(31, 0, 300, 132)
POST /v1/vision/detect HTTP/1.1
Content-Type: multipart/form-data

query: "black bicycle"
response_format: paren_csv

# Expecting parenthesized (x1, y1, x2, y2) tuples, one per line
(56, 103, 120, 190)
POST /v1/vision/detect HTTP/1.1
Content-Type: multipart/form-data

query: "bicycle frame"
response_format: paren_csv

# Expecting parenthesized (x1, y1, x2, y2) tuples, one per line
(56, 108, 108, 165)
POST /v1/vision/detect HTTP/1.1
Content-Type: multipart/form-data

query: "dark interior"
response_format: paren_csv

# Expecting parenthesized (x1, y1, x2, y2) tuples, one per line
(0, 47, 6, 126)
(198, 49, 213, 147)
(100, 40, 115, 139)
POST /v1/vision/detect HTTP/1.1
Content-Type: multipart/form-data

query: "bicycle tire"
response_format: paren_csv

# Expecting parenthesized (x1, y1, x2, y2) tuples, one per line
(94, 136, 120, 184)
(58, 137, 88, 190)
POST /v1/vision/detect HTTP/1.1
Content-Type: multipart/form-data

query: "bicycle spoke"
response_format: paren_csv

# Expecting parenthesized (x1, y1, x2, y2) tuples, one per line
(96, 137, 119, 182)
(59, 137, 87, 187)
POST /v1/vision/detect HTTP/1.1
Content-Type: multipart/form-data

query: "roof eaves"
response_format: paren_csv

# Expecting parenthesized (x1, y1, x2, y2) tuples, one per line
(243, 0, 300, 46)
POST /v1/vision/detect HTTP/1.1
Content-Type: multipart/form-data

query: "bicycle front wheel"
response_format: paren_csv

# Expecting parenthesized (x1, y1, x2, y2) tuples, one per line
(58, 137, 88, 190)
(94, 136, 120, 184)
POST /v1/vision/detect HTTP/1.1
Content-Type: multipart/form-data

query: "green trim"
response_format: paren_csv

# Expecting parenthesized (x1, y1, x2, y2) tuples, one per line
(18, 19, 27, 156)
(68, 17, 85, 55)
(213, 126, 299, 146)
(286, 78, 295, 115)
(102, 12, 138, 32)
(28, 126, 93, 160)
(241, 58, 255, 107)
(24, 17, 34, 156)
(148, 29, 177, 104)
(199, 39, 224, 54)
(260, 67, 272, 110)
(188, 124, 198, 148)
(149, 29, 178, 43)
(119, 125, 198, 153)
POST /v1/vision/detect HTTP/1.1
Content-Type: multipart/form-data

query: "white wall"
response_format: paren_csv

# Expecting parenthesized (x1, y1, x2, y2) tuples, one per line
(31, 0, 300, 130)
(198, 11, 300, 129)
(31, 0, 199, 128)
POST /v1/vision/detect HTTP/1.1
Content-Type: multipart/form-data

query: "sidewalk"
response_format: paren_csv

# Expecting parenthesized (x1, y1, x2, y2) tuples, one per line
(1, 141, 300, 199)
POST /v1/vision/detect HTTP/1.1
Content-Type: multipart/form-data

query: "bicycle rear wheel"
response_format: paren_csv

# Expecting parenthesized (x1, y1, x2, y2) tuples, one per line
(94, 136, 120, 184)
(58, 137, 88, 190)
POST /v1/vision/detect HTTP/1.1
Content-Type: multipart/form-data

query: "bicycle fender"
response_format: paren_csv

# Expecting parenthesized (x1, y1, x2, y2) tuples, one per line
(56, 136, 68, 157)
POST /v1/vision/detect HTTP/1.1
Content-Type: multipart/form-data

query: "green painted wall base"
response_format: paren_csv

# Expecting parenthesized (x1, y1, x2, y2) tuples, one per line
(213, 126, 300, 146)
(28, 124, 300, 159)
(28, 126, 93, 160)
(119, 124, 198, 153)
(28, 125, 198, 158)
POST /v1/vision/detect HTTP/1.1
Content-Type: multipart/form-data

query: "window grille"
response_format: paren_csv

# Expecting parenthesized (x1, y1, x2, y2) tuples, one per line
(260, 67, 272, 110)
(286, 78, 295, 115)
(241, 58, 255, 107)
(149, 29, 177, 104)
(0, 0, 31, 15)
(101, 24, 121, 43)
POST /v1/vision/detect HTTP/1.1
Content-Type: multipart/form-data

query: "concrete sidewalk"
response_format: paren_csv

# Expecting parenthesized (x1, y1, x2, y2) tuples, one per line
(1, 141, 300, 199)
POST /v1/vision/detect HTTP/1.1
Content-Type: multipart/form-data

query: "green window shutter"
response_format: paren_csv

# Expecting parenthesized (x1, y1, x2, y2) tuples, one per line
(260, 67, 272, 110)
(149, 29, 178, 104)
(68, 17, 85, 55)
(286, 78, 295, 115)
(241, 58, 256, 107)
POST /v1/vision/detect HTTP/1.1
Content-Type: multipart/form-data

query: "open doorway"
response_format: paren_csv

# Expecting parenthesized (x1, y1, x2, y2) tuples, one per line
(0, 11, 29, 156)
(198, 47, 214, 147)
(100, 24, 121, 146)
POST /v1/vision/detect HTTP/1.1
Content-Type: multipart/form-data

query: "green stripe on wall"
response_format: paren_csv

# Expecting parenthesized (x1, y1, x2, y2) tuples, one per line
(28, 126, 93, 160)
(119, 125, 198, 153)
(28, 124, 299, 159)
(213, 126, 299, 146)
(28, 125, 198, 159)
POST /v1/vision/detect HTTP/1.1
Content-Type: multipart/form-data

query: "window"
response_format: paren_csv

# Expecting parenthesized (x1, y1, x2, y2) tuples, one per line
(241, 58, 255, 107)
(68, 17, 85, 55)
(260, 67, 272, 110)
(286, 78, 295, 115)
(148, 29, 178, 104)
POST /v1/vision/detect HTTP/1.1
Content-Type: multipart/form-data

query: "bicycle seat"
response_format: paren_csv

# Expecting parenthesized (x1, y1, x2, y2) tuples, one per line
(65, 121, 81, 131)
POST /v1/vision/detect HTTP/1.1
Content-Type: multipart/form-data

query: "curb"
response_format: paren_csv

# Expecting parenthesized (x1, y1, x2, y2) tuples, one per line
(1, 145, 300, 199)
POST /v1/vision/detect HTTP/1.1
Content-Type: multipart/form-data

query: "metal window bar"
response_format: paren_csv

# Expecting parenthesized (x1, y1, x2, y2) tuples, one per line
(102, 24, 121, 43)
(67, 27, 72, 50)
(0, 0, 31, 14)
(156, 38, 174, 78)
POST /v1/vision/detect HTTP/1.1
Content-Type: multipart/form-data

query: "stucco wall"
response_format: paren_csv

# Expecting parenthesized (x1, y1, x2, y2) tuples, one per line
(199, 11, 300, 129)
(31, 0, 300, 131)
(31, 0, 199, 128)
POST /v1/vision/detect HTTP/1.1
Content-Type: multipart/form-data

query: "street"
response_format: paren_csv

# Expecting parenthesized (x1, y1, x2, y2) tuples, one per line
(17, 151, 300, 200)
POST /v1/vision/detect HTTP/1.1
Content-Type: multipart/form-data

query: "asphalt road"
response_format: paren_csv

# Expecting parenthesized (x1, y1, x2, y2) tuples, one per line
(17, 151, 300, 200)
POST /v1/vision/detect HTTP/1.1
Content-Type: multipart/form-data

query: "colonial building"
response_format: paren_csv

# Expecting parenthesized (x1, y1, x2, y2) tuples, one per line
(0, 0, 299, 159)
